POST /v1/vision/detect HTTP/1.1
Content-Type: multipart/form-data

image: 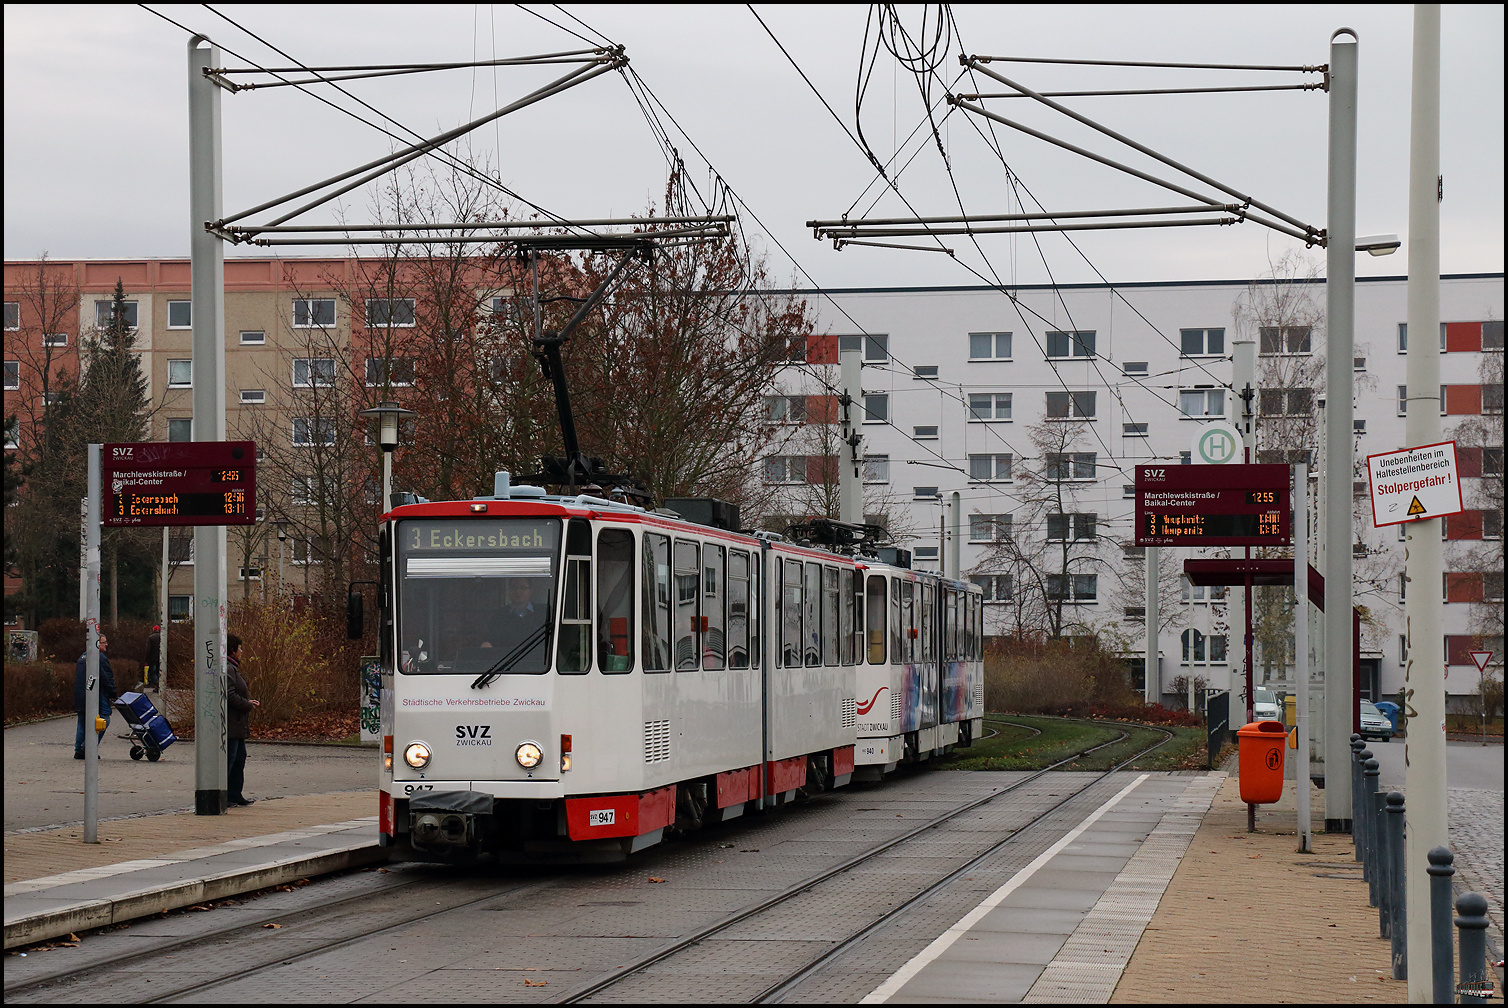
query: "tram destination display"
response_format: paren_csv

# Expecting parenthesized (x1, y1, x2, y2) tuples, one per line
(103, 441, 257, 527)
(1134, 463, 1290, 546)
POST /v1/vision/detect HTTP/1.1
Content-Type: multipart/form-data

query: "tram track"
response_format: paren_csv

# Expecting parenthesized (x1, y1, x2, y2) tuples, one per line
(555, 717, 1174, 1004)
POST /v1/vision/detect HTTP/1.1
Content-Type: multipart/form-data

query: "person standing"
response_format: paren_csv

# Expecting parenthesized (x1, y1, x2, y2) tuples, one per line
(74, 632, 116, 759)
(226, 634, 261, 806)
(141, 624, 162, 691)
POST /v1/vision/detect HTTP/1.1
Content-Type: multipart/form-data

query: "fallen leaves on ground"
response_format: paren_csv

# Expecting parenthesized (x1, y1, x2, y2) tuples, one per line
(648, 876, 667, 883)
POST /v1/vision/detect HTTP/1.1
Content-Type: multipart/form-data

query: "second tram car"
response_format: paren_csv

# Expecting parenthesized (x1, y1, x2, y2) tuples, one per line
(367, 475, 984, 863)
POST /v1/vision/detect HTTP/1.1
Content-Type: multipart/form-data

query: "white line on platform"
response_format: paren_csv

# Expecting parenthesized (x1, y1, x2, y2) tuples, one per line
(859, 774, 1150, 1005)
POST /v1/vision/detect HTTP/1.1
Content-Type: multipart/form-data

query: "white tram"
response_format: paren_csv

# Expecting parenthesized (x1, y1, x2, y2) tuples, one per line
(368, 476, 984, 863)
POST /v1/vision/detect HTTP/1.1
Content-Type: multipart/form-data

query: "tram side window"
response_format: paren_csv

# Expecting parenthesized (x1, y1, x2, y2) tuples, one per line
(941, 587, 955, 662)
(558, 519, 593, 673)
(750, 559, 760, 666)
(642, 533, 672, 672)
(866, 575, 887, 664)
(597, 528, 634, 673)
(674, 540, 701, 671)
(890, 578, 903, 664)
(804, 562, 822, 667)
(704, 544, 726, 670)
(841, 569, 858, 665)
(920, 582, 935, 664)
(902, 580, 916, 664)
(728, 550, 751, 668)
(782, 559, 803, 667)
(823, 566, 840, 666)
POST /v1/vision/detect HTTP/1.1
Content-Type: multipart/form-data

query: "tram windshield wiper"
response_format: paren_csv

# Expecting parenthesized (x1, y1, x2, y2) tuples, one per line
(471, 624, 550, 689)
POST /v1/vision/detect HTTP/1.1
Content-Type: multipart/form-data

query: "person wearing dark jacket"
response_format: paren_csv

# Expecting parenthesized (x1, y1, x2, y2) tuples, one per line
(141, 625, 162, 691)
(74, 632, 116, 759)
(226, 634, 260, 806)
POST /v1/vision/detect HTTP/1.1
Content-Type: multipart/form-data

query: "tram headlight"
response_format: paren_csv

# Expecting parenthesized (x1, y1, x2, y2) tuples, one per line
(403, 741, 431, 769)
(515, 742, 543, 769)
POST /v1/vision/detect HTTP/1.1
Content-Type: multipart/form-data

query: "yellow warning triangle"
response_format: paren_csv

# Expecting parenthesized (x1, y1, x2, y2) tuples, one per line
(1407, 496, 1427, 516)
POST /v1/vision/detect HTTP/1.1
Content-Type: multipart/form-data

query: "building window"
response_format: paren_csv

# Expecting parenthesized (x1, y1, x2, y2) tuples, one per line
(95, 300, 138, 329)
(1047, 513, 1098, 541)
(238, 567, 263, 582)
(240, 389, 266, 404)
(969, 514, 1011, 542)
(863, 335, 889, 362)
(42, 332, 67, 347)
(1181, 629, 1229, 664)
(1045, 453, 1097, 480)
(862, 455, 890, 483)
(1179, 388, 1225, 418)
(1484, 320, 1505, 350)
(365, 298, 416, 328)
(1046, 330, 1095, 358)
(1046, 573, 1097, 601)
(292, 358, 336, 387)
(3, 302, 17, 329)
(364, 357, 415, 387)
(3, 361, 18, 391)
(780, 335, 807, 363)
(1180, 328, 1225, 356)
(1354, 419, 1367, 434)
(1397, 321, 1447, 353)
(913, 365, 939, 379)
(1485, 447, 1504, 476)
(969, 332, 1012, 360)
(912, 547, 940, 562)
(1259, 388, 1313, 416)
(912, 486, 939, 500)
(167, 360, 192, 388)
(763, 456, 804, 484)
(971, 573, 1013, 602)
(167, 300, 192, 328)
(167, 418, 192, 442)
(863, 394, 889, 423)
(1485, 383, 1505, 414)
(292, 298, 336, 328)
(1259, 325, 1311, 354)
(1046, 391, 1097, 419)
(292, 417, 336, 446)
(4, 417, 17, 450)
(1485, 510, 1503, 540)
(1397, 385, 1409, 415)
(764, 395, 806, 423)
(169, 595, 192, 619)
(291, 475, 318, 506)
(968, 453, 1012, 482)
(1124, 422, 1149, 436)
(1354, 357, 1367, 371)
(1123, 484, 1136, 498)
(913, 425, 938, 439)
(1485, 572, 1505, 603)
(968, 392, 1012, 421)
(240, 330, 266, 345)
(1123, 361, 1148, 375)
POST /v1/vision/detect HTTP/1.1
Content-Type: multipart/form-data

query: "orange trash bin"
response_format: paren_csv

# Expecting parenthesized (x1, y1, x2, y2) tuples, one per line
(1236, 719, 1287, 804)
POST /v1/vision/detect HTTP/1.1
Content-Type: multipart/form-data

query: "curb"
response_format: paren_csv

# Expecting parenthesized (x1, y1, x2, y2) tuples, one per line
(2, 840, 387, 950)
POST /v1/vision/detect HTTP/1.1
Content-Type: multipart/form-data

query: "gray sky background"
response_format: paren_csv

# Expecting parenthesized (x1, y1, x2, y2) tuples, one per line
(4, 4, 1502, 289)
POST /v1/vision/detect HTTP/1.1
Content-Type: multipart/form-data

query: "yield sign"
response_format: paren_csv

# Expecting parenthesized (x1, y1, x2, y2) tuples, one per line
(1469, 651, 1494, 672)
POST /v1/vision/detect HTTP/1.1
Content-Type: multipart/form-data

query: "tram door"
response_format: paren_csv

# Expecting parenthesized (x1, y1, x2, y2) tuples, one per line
(918, 581, 938, 729)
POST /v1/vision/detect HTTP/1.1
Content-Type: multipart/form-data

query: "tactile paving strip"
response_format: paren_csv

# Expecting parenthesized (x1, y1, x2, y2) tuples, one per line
(1020, 773, 1223, 1003)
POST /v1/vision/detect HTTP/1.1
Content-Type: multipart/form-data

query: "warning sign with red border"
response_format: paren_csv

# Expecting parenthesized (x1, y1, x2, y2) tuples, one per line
(1365, 440, 1464, 527)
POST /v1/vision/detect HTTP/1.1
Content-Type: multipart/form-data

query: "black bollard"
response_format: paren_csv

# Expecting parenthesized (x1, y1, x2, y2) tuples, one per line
(1428, 847, 1455, 1005)
(1350, 736, 1365, 862)
(1363, 758, 1380, 908)
(1358, 750, 1376, 872)
(1385, 791, 1406, 981)
(1454, 891, 1491, 1004)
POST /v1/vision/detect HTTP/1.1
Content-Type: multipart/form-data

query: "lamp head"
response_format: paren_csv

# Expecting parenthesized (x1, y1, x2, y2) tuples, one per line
(1356, 234, 1400, 256)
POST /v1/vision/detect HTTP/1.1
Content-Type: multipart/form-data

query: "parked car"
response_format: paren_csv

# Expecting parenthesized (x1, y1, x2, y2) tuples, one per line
(1373, 700, 1403, 736)
(1360, 700, 1395, 742)
(1253, 688, 1283, 724)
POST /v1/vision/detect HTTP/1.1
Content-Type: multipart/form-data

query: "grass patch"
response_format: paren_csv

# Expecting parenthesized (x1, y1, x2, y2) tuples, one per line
(940, 715, 1213, 772)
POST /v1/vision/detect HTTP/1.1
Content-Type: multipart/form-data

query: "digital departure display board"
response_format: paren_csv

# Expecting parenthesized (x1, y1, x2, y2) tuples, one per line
(103, 442, 257, 527)
(1134, 463, 1291, 547)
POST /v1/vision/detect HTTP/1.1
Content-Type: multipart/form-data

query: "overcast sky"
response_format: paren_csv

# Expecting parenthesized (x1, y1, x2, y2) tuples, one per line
(4, 4, 1502, 289)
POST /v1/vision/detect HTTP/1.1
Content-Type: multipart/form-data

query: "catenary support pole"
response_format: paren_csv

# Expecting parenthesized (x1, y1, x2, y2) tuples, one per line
(1294, 461, 1311, 852)
(190, 35, 229, 815)
(1323, 26, 1358, 835)
(159, 527, 169, 689)
(1403, 6, 1448, 1001)
(839, 338, 863, 527)
(78, 498, 87, 621)
(1144, 546, 1159, 703)
(947, 491, 962, 580)
(83, 445, 102, 842)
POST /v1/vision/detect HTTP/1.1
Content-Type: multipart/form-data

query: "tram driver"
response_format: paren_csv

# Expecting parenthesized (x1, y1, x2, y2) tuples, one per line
(487, 576, 548, 671)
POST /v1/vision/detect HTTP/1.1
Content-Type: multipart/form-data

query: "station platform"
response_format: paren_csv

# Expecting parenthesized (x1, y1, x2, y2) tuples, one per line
(2, 777, 1416, 1002)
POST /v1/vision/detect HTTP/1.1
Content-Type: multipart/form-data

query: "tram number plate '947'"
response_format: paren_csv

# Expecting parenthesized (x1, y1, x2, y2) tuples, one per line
(589, 809, 616, 826)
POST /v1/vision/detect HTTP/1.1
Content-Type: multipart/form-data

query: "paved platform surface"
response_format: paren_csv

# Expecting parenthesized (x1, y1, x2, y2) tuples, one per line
(4, 726, 1496, 1001)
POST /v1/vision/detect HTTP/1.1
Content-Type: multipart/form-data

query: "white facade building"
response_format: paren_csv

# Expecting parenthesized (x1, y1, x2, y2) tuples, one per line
(762, 272, 1504, 710)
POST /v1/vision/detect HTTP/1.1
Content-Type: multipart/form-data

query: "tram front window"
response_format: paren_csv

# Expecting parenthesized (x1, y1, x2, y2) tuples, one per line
(397, 518, 560, 675)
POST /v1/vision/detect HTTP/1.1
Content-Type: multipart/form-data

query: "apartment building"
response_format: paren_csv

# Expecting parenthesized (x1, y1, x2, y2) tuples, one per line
(761, 272, 1504, 708)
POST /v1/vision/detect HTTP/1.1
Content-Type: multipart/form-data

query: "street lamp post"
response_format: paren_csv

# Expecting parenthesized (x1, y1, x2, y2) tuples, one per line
(276, 520, 287, 595)
(359, 401, 416, 512)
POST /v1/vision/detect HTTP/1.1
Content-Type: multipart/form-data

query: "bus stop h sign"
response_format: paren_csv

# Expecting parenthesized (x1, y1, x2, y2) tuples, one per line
(1365, 440, 1464, 527)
